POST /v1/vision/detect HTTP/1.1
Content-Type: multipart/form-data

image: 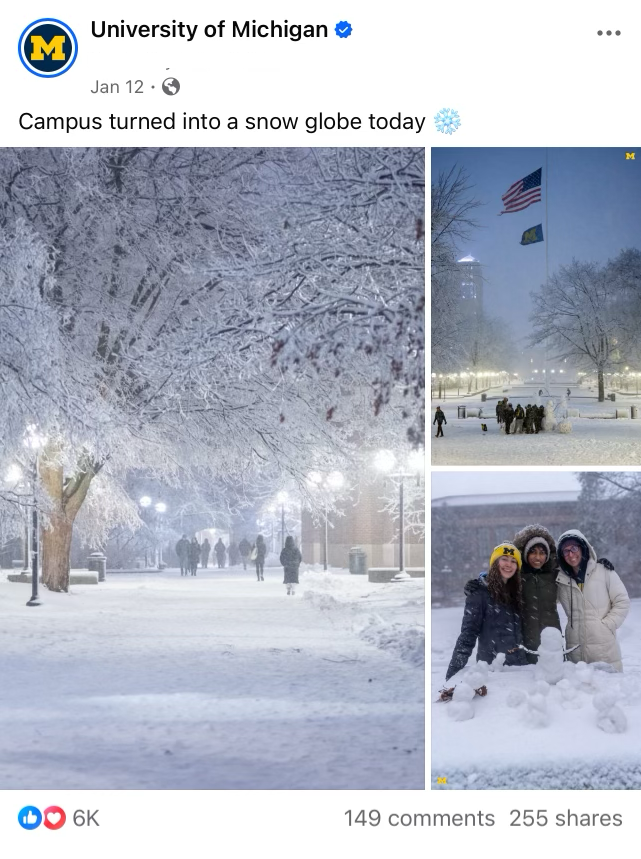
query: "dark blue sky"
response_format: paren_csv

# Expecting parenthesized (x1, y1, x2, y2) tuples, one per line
(432, 148, 641, 325)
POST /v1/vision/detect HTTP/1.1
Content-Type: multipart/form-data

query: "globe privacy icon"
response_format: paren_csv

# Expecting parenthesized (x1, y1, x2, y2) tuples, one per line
(18, 806, 42, 830)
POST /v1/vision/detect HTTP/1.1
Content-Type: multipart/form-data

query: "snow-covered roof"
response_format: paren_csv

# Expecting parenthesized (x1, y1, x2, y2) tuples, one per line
(432, 490, 580, 507)
(457, 255, 479, 263)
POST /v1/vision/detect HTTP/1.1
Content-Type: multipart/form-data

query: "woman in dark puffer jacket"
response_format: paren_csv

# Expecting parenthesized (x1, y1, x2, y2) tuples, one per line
(512, 524, 561, 663)
(446, 542, 528, 680)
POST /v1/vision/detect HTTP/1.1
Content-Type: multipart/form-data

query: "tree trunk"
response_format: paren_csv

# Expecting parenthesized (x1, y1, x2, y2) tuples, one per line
(41, 512, 74, 592)
(39, 452, 95, 592)
(598, 369, 605, 402)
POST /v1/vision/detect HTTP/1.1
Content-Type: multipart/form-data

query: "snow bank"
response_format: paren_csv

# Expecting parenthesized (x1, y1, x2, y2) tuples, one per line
(303, 569, 425, 667)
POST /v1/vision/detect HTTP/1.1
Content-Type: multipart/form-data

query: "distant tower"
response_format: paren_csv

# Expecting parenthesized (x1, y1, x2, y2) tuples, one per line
(457, 255, 483, 320)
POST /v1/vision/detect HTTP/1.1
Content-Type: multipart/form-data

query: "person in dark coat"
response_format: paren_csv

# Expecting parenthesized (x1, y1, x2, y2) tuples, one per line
(175, 534, 190, 577)
(214, 538, 226, 569)
(523, 404, 534, 434)
(253, 534, 266, 581)
(512, 525, 562, 663)
(238, 537, 251, 571)
(433, 406, 447, 438)
(188, 537, 200, 576)
(446, 542, 528, 680)
(535, 404, 544, 433)
(280, 535, 302, 595)
(228, 542, 240, 567)
(513, 403, 525, 434)
(200, 538, 211, 569)
(504, 403, 515, 435)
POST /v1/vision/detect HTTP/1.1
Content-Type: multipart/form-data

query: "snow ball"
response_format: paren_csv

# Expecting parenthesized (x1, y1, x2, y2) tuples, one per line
(593, 691, 619, 713)
(540, 627, 564, 650)
(506, 689, 527, 708)
(454, 682, 475, 702)
(475, 660, 490, 678)
(528, 693, 548, 713)
(533, 680, 550, 697)
(448, 701, 475, 722)
(597, 705, 627, 734)
(491, 652, 506, 671)
(557, 420, 572, 434)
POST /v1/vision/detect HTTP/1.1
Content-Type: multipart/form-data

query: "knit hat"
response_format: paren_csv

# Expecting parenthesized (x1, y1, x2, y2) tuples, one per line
(524, 537, 550, 563)
(489, 542, 522, 570)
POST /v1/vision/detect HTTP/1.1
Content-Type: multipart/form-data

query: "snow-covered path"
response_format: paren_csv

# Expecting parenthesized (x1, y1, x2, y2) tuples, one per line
(0, 568, 423, 789)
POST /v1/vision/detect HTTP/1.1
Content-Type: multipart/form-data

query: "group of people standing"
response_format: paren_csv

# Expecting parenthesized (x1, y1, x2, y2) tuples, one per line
(496, 398, 544, 435)
(173, 532, 302, 594)
(446, 525, 630, 681)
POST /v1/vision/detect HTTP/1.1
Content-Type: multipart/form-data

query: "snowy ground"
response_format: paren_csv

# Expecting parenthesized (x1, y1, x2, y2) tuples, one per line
(431, 384, 641, 465)
(0, 565, 423, 789)
(432, 599, 641, 789)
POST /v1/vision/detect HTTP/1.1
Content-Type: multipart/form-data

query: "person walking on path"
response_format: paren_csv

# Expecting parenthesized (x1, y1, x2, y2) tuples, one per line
(446, 542, 528, 680)
(253, 535, 267, 581)
(239, 537, 251, 571)
(280, 535, 302, 596)
(228, 542, 240, 567)
(512, 525, 561, 662)
(214, 538, 227, 569)
(175, 534, 190, 577)
(556, 530, 630, 671)
(200, 538, 211, 569)
(433, 406, 447, 438)
(188, 537, 200, 576)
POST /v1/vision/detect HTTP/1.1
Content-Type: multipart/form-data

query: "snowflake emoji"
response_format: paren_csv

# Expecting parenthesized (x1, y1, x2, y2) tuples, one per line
(434, 108, 461, 135)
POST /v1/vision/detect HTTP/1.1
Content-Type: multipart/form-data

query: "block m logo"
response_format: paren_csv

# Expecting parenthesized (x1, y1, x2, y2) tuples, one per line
(626, 153, 635, 160)
(30, 34, 66, 61)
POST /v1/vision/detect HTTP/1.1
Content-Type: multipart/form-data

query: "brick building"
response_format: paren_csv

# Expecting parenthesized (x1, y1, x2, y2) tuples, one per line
(431, 490, 580, 605)
(302, 481, 425, 570)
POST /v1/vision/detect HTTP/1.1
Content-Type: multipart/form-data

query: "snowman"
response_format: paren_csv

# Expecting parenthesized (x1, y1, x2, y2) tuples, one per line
(523, 626, 578, 685)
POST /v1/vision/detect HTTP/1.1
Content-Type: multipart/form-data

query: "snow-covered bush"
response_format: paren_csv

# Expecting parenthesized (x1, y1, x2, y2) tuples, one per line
(593, 691, 627, 734)
(556, 420, 573, 434)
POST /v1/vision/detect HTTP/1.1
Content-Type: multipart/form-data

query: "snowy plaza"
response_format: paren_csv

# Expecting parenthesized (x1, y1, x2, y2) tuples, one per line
(0, 566, 424, 789)
(431, 383, 641, 465)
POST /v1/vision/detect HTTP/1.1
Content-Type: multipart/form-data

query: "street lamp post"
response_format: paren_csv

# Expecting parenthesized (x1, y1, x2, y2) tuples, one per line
(374, 449, 424, 579)
(23, 426, 46, 607)
(306, 471, 344, 570)
(139, 496, 167, 569)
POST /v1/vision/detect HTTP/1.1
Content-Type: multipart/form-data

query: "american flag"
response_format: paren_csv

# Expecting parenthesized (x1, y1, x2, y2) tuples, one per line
(500, 167, 542, 214)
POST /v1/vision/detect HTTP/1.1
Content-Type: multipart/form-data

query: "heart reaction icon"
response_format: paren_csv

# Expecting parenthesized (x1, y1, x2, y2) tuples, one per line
(43, 806, 66, 830)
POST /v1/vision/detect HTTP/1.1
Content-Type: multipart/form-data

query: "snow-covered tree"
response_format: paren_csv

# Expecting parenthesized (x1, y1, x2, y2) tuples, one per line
(530, 260, 625, 402)
(0, 148, 416, 591)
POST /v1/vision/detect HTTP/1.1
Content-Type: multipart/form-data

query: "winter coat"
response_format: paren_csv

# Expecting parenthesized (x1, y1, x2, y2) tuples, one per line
(504, 406, 515, 424)
(513, 524, 562, 661)
(515, 405, 525, 420)
(188, 540, 201, 563)
(175, 538, 190, 561)
(228, 543, 240, 565)
(446, 578, 527, 680)
(556, 529, 630, 671)
(201, 540, 211, 562)
(214, 540, 226, 559)
(496, 401, 505, 420)
(433, 408, 446, 425)
(238, 539, 251, 558)
(254, 538, 266, 562)
(280, 544, 302, 584)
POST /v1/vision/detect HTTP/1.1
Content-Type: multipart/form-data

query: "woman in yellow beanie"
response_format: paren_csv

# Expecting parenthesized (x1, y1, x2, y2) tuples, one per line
(445, 542, 527, 680)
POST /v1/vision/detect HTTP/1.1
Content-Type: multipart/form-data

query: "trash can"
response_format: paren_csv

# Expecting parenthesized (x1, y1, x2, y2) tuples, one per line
(348, 547, 367, 576)
(87, 552, 107, 582)
(609, 393, 616, 402)
(457, 405, 466, 419)
(632, 406, 639, 419)
(481, 393, 487, 402)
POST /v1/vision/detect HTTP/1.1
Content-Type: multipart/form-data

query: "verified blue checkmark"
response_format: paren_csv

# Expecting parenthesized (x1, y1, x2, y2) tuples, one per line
(335, 21, 353, 38)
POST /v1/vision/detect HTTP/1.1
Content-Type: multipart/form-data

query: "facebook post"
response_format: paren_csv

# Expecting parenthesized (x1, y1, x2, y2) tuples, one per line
(0, 1, 426, 855)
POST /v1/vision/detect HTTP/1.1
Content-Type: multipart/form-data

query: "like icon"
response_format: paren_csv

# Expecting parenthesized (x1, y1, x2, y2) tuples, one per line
(44, 806, 66, 830)
(18, 806, 42, 830)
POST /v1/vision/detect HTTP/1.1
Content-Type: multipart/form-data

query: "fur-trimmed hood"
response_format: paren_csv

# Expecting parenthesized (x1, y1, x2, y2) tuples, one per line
(513, 524, 557, 574)
(464, 577, 486, 597)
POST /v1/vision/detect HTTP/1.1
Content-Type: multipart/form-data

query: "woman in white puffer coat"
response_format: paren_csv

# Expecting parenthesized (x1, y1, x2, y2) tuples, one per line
(556, 529, 630, 671)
